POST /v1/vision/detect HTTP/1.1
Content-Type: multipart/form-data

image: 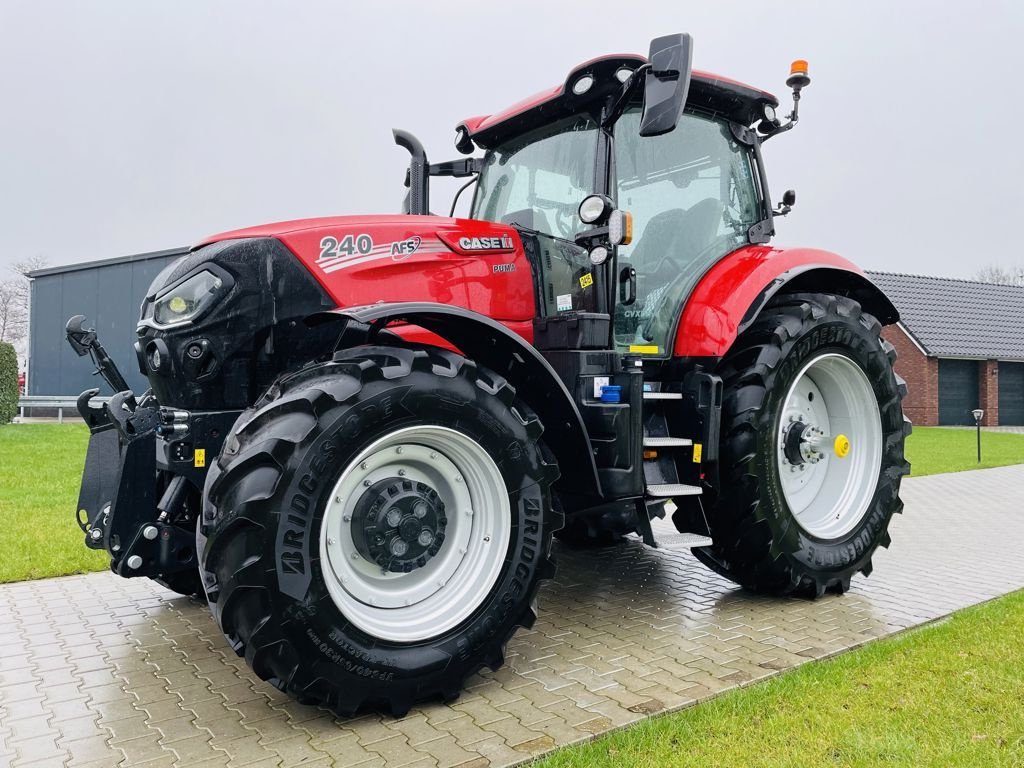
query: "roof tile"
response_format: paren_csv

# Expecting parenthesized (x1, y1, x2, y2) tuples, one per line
(868, 271, 1024, 360)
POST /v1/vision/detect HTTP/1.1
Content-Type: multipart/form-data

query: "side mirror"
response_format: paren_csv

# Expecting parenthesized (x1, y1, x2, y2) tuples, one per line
(775, 189, 797, 216)
(639, 33, 693, 137)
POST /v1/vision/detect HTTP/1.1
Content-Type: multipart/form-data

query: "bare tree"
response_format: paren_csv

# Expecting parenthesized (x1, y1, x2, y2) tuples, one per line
(0, 279, 26, 345)
(974, 264, 1024, 286)
(0, 256, 48, 354)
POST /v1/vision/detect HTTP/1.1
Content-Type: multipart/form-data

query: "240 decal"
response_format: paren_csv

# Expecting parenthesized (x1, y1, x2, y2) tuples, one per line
(319, 234, 374, 261)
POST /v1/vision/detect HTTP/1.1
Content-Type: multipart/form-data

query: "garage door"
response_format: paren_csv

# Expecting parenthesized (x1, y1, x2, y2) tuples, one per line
(998, 362, 1024, 425)
(938, 359, 980, 425)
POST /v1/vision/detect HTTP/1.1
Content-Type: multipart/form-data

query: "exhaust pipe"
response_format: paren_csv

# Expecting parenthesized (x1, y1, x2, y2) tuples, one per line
(393, 129, 429, 216)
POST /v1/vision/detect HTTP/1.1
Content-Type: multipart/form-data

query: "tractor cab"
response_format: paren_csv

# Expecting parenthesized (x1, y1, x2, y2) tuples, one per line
(449, 36, 788, 359)
(470, 104, 765, 357)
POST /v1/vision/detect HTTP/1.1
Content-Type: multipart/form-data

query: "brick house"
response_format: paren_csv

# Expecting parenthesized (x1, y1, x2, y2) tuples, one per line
(868, 272, 1024, 427)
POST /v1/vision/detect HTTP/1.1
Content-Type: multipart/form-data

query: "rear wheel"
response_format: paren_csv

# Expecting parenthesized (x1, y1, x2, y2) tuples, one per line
(199, 345, 559, 715)
(696, 293, 910, 596)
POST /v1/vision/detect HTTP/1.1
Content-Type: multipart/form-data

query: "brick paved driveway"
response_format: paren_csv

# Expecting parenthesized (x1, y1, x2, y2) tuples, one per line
(2, 465, 1023, 768)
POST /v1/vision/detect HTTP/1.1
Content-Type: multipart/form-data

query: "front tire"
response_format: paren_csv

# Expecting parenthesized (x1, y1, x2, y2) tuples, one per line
(199, 345, 559, 715)
(696, 293, 910, 596)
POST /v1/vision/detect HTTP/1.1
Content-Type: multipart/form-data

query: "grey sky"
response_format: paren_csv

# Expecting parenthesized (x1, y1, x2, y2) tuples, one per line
(1, 0, 1021, 278)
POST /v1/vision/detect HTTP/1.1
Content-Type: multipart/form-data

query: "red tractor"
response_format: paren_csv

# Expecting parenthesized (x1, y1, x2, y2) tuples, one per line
(67, 34, 909, 716)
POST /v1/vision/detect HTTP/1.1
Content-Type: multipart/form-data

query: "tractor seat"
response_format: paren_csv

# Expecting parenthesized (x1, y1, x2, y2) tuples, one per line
(617, 198, 727, 343)
(632, 198, 725, 277)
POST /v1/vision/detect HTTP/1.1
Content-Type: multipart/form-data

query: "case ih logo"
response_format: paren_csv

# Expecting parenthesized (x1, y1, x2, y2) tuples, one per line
(458, 235, 513, 251)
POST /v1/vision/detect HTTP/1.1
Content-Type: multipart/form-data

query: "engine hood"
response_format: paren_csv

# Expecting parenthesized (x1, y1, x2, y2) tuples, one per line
(198, 214, 536, 324)
(199, 214, 461, 247)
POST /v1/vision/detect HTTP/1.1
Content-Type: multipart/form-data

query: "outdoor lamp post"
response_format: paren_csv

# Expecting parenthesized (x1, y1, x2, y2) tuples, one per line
(972, 409, 984, 463)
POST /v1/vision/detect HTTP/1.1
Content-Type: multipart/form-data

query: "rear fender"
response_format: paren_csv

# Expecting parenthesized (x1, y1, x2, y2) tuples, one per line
(673, 246, 899, 358)
(310, 302, 603, 498)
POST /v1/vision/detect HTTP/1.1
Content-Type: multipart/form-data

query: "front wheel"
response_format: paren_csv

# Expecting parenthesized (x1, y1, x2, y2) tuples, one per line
(199, 345, 559, 715)
(696, 293, 910, 596)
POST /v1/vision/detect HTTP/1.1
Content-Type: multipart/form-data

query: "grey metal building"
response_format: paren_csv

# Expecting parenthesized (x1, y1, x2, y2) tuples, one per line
(28, 248, 186, 396)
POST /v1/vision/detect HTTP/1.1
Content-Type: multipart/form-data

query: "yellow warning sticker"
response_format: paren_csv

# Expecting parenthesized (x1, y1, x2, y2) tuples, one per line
(628, 344, 659, 354)
(579, 272, 594, 288)
(692, 443, 703, 463)
(194, 449, 206, 468)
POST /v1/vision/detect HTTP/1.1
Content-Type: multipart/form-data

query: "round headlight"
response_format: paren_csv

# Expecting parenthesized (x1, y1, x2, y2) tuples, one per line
(578, 194, 610, 224)
(572, 75, 594, 96)
(615, 67, 634, 83)
(149, 347, 162, 371)
(763, 104, 777, 122)
(167, 296, 188, 314)
(589, 246, 609, 265)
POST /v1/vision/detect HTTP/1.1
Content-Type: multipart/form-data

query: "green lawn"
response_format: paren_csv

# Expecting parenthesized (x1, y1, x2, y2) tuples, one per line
(0, 423, 1022, 584)
(906, 426, 1024, 477)
(539, 589, 1024, 768)
(0, 423, 105, 582)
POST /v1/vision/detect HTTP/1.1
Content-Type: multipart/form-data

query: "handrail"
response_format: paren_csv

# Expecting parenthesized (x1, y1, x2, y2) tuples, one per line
(16, 395, 111, 423)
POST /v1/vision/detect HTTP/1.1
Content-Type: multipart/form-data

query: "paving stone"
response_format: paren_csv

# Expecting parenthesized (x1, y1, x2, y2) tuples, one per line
(4, 465, 1024, 767)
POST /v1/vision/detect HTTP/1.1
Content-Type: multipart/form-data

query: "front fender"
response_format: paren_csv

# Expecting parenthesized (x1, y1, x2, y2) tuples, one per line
(672, 246, 899, 358)
(310, 302, 603, 499)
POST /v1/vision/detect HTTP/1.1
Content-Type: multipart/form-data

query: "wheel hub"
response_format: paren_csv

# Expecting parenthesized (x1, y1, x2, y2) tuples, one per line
(350, 478, 447, 573)
(783, 420, 834, 466)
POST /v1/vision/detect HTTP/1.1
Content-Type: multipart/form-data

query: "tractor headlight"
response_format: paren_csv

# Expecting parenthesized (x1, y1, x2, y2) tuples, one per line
(152, 271, 224, 327)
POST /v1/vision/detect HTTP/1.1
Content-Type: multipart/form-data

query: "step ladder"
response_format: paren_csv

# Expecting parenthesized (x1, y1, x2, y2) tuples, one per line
(638, 383, 711, 549)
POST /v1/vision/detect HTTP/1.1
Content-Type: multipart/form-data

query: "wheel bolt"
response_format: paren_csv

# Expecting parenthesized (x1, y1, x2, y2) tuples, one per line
(89, 528, 102, 541)
(360, 462, 368, 470)
(396, 447, 403, 455)
(363, 480, 372, 487)
(398, 469, 406, 477)
(386, 509, 402, 527)
(327, 537, 337, 545)
(413, 502, 428, 519)
(342, 514, 351, 523)
(391, 539, 409, 557)
(417, 530, 434, 547)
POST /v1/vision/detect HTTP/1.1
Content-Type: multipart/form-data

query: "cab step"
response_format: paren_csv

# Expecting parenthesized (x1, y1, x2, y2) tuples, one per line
(643, 436, 693, 448)
(643, 391, 683, 400)
(653, 532, 714, 550)
(646, 483, 702, 498)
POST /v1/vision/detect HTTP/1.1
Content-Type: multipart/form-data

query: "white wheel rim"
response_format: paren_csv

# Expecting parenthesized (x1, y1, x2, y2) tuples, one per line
(319, 425, 510, 643)
(777, 353, 882, 540)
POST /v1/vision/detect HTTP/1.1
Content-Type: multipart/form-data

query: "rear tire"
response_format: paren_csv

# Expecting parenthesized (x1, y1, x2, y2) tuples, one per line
(199, 345, 559, 715)
(696, 293, 910, 596)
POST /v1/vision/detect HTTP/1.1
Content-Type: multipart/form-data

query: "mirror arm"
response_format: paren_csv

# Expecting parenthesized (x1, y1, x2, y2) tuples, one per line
(428, 158, 482, 178)
(602, 64, 651, 129)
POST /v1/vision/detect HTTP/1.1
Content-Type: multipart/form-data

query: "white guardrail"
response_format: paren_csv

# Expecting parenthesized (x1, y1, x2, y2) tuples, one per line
(17, 395, 111, 423)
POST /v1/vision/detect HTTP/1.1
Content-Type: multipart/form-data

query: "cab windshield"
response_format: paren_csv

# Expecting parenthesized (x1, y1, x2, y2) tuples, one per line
(472, 116, 600, 319)
(472, 115, 598, 240)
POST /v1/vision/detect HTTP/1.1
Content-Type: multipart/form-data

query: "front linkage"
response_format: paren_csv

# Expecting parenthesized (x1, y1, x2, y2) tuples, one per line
(68, 317, 237, 583)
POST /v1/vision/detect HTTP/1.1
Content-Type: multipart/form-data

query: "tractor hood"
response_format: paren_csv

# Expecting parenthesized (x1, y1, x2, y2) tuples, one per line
(198, 214, 536, 323)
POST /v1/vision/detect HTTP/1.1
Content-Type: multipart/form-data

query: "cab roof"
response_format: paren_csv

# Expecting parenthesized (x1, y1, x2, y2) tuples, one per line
(458, 54, 778, 149)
